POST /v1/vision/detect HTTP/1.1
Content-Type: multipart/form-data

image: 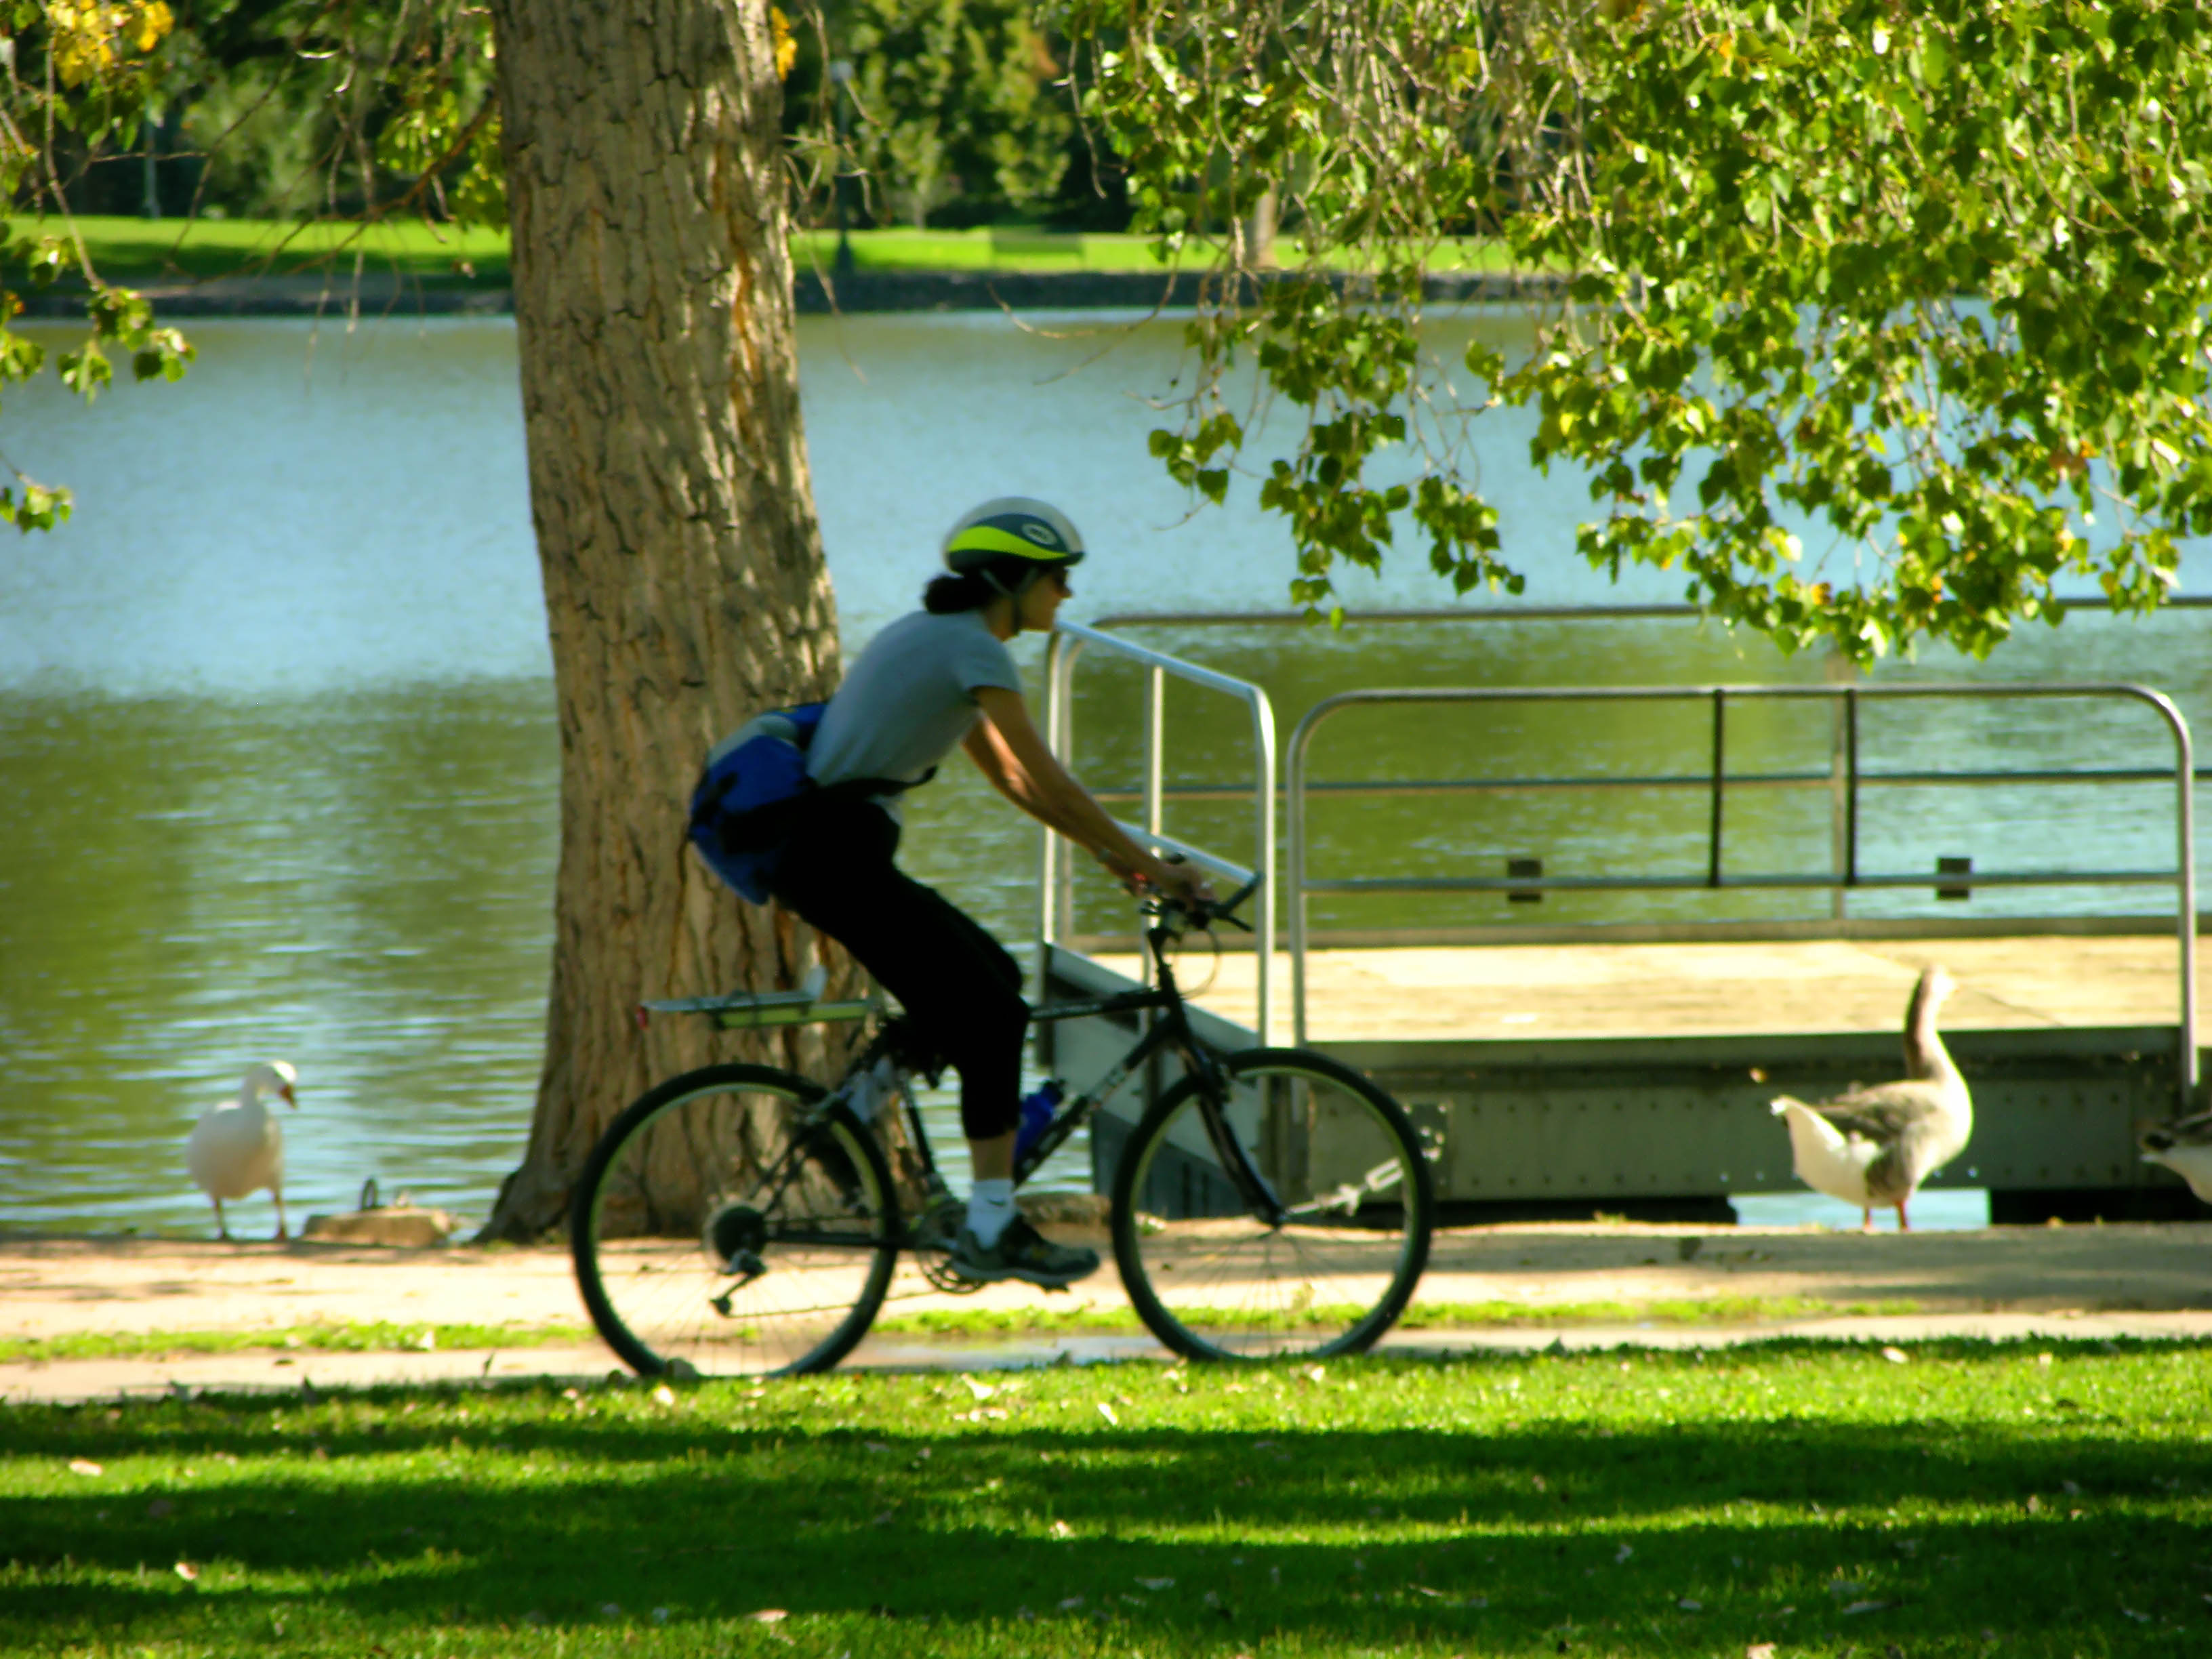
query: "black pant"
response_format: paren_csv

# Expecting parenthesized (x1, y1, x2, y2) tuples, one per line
(766, 802, 1028, 1141)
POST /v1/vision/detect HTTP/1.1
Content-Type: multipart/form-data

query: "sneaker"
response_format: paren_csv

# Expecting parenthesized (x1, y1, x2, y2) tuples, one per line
(949, 1214, 1101, 1288)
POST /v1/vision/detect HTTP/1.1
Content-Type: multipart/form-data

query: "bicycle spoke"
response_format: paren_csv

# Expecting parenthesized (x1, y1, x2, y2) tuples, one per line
(574, 1065, 899, 1378)
(1113, 1050, 1432, 1360)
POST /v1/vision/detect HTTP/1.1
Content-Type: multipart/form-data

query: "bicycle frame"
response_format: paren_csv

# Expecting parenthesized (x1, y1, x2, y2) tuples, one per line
(642, 895, 1284, 1250)
(1013, 918, 1288, 1225)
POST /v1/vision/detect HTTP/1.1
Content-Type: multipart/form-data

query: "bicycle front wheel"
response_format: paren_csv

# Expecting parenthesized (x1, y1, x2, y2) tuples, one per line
(572, 1063, 899, 1378)
(1111, 1048, 1433, 1361)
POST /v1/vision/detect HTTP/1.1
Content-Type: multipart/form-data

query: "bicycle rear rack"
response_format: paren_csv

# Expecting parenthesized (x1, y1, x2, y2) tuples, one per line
(636, 966, 877, 1031)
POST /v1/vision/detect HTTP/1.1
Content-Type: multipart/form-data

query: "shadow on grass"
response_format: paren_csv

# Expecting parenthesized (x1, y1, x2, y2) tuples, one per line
(3, 1344, 2208, 1655)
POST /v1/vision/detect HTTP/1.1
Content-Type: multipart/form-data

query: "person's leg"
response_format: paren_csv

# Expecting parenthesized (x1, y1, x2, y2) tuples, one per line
(769, 808, 1095, 1286)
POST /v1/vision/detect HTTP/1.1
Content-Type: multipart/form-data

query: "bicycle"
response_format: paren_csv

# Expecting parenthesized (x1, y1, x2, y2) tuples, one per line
(571, 880, 1435, 1376)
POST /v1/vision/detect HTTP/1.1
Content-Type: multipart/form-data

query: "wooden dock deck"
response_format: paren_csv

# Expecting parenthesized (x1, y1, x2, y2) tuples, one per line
(1085, 934, 2195, 1044)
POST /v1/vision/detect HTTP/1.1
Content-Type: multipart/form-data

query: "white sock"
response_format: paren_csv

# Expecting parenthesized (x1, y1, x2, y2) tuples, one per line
(967, 1179, 1016, 1248)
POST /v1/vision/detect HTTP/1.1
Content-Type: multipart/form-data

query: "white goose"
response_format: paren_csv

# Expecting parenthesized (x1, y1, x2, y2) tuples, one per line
(2139, 1109, 2212, 1204)
(1771, 966, 1972, 1231)
(186, 1062, 300, 1240)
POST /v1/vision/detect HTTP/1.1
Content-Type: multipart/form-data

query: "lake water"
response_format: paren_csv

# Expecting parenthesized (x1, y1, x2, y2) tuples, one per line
(5, 312, 2209, 1239)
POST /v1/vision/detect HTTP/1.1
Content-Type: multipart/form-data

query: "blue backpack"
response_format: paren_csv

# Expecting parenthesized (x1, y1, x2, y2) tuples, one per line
(687, 703, 924, 903)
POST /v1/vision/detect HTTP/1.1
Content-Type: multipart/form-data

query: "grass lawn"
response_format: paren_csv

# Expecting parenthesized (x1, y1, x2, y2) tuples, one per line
(5, 216, 514, 285)
(3, 1340, 2206, 1657)
(874, 1295, 1928, 1338)
(7, 216, 1521, 285)
(0, 1298, 1931, 1362)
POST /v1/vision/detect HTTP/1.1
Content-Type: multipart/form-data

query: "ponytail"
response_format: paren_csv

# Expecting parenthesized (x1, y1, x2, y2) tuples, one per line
(924, 572, 997, 613)
(922, 556, 1038, 614)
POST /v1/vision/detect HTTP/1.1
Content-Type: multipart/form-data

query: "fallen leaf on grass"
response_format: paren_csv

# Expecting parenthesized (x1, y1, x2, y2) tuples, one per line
(747, 1609, 787, 1623)
(67, 1459, 102, 1476)
(1881, 1346, 1909, 1364)
(962, 1376, 997, 1401)
(1097, 1402, 1119, 1426)
(173, 1562, 198, 1582)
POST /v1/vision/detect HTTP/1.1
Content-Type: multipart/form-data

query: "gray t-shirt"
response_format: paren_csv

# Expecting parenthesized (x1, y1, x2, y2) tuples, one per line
(807, 609, 1021, 805)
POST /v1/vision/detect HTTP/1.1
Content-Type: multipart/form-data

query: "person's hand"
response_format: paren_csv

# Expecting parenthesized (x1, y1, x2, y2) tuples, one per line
(1140, 854, 1214, 910)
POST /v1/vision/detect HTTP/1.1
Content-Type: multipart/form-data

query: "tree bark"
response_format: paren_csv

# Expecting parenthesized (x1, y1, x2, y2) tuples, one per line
(480, 0, 847, 1240)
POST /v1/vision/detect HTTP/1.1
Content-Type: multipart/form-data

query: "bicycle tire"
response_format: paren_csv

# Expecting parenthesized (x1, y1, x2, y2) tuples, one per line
(1109, 1047, 1434, 1361)
(572, 1062, 900, 1378)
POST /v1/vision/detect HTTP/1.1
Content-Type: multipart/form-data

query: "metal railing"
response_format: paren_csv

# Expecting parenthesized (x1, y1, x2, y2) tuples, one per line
(1040, 620, 1280, 1043)
(1286, 682, 2199, 1102)
(1092, 597, 2212, 630)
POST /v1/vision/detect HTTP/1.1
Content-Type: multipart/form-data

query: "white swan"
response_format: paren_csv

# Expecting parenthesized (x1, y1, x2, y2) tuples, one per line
(186, 1062, 299, 1240)
(1770, 966, 1971, 1231)
(2139, 1109, 2212, 1203)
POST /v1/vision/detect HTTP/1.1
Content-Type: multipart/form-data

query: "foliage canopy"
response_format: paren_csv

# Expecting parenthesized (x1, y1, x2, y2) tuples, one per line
(842, 0, 1073, 228)
(13, 0, 2212, 665)
(1065, 0, 2212, 661)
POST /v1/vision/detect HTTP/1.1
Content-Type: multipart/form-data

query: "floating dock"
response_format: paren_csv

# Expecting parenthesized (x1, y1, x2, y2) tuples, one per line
(1035, 614, 2209, 1225)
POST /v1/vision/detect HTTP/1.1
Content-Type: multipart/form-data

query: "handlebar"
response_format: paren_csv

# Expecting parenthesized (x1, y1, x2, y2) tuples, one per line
(1147, 871, 1261, 935)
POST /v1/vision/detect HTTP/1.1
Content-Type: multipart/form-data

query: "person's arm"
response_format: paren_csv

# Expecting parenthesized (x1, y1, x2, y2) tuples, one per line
(965, 687, 1210, 901)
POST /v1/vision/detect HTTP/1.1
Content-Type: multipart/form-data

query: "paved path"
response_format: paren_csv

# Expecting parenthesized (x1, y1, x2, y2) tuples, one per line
(3, 1222, 2206, 1404)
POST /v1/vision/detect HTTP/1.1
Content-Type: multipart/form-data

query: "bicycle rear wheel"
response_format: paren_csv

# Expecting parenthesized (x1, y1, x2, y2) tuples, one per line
(1110, 1048, 1433, 1361)
(572, 1063, 899, 1377)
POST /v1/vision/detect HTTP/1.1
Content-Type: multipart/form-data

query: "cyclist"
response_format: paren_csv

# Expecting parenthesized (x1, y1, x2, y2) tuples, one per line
(767, 497, 1210, 1288)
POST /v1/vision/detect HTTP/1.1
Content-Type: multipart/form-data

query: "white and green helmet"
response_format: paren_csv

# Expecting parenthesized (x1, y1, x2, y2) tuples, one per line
(941, 496, 1086, 575)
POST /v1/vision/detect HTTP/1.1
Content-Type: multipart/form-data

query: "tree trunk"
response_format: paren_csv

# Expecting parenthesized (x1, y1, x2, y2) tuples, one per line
(1243, 185, 1279, 270)
(480, 0, 848, 1241)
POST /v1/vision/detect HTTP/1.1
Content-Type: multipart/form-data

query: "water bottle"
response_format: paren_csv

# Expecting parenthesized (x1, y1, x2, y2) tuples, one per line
(1014, 1078, 1065, 1163)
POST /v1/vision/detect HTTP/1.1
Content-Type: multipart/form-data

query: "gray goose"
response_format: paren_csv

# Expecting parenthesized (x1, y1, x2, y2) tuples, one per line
(1770, 966, 1972, 1231)
(2139, 1109, 2212, 1204)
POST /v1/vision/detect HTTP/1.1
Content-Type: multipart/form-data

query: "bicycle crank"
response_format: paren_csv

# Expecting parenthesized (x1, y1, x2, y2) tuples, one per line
(912, 1191, 985, 1294)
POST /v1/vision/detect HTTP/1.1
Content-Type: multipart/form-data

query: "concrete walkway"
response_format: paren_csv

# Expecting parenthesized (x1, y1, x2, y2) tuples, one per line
(2, 1222, 2205, 1404)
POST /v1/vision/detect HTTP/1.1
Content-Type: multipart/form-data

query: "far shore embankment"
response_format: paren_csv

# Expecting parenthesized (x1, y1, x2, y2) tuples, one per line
(18, 266, 1572, 321)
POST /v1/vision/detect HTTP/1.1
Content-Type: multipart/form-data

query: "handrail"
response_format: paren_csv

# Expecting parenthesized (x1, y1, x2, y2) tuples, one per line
(1041, 620, 1279, 1042)
(1286, 682, 2198, 1106)
(1092, 598, 2212, 630)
